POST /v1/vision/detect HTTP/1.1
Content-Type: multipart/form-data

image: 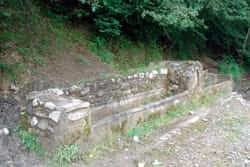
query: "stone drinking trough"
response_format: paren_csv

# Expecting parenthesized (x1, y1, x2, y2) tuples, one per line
(24, 61, 232, 151)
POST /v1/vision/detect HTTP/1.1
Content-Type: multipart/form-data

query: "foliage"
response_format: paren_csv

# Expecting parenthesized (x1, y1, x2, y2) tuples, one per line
(88, 36, 114, 64)
(15, 126, 44, 156)
(0, 62, 26, 80)
(45, 0, 250, 66)
(1, 0, 250, 80)
(50, 144, 80, 167)
(218, 56, 244, 82)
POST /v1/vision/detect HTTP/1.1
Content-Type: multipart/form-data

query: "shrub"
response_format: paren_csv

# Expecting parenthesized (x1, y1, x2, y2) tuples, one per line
(15, 126, 44, 156)
(218, 56, 244, 82)
(50, 144, 80, 167)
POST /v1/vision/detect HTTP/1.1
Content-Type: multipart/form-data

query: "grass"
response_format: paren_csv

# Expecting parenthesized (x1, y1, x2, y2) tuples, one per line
(88, 35, 163, 71)
(127, 90, 225, 139)
(15, 126, 44, 156)
(49, 144, 80, 167)
(218, 56, 244, 82)
(0, 1, 90, 81)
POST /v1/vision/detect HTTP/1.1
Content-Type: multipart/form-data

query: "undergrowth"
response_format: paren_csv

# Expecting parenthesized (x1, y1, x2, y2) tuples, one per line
(88, 35, 163, 71)
(15, 126, 44, 156)
(49, 144, 80, 167)
(218, 56, 244, 82)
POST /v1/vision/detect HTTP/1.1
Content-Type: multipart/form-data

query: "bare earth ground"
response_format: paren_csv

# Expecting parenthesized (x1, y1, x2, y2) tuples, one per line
(20, 46, 113, 88)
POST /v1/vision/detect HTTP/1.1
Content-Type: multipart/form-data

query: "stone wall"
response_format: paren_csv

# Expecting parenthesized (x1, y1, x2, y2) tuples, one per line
(24, 61, 205, 149)
(64, 61, 203, 107)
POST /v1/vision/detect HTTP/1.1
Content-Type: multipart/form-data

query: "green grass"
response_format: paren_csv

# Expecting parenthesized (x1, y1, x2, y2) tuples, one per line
(127, 90, 224, 139)
(49, 144, 80, 167)
(15, 126, 44, 156)
(218, 56, 244, 82)
(88, 35, 163, 70)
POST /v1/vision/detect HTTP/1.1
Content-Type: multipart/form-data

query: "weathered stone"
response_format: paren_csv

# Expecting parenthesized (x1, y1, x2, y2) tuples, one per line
(26, 102, 33, 115)
(30, 117, 38, 127)
(80, 87, 90, 96)
(64, 90, 70, 96)
(10, 83, 19, 92)
(48, 126, 54, 133)
(32, 99, 39, 107)
(133, 136, 140, 142)
(34, 111, 48, 118)
(152, 70, 158, 75)
(48, 88, 64, 96)
(0, 128, 10, 136)
(139, 73, 144, 79)
(149, 73, 154, 79)
(69, 85, 81, 94)
(160, 68, 168, 75)
(37, 119, 49, 130)
(49, 111, 61, 123)
(121, 83, 130, 90)
(152, 160, 163, 166)
(67, 109, 88, 121)
(63, 101, 90, 113)
(44, 102, 56, 110)
(128, 76, 133, 79)
(138, 162, 145, 167)
(97, 90, 105, 97)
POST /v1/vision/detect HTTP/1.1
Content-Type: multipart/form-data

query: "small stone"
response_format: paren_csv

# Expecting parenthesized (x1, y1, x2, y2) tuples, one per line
(48, 126, 54, 133)
(133, 136, 140, 142)
(202, 118, 208, 122)
(49, 111, 62, 123)
(97, 90, 105, 97)
(10, 83, 19, 92)
(139, 73, 144, 79)
(69, 85, 81, 94)
(44, 102, 56, 110)
(152, 70, 158, 75)
(152, 160, 163, 166)
(48, 88, 64, 96)
(137, 162, 145, 167)
(189, 111, 194, 115)
(121, 83, 130, 90)
(65, 90, 70, 95)
(80, 87, 90, 96)
(174, 99, 180, 105)
(30, 117, 38, 127)
(160, 68, 168, 75)
(149, 73, 154, 79)
(38, 119, 49, 130)
(0, 128, 10, 136)
(26, 102, 33, 115)
(32, 99, 39, 107)
(172, 84, 179, 90)
(128, 76, 133, 79)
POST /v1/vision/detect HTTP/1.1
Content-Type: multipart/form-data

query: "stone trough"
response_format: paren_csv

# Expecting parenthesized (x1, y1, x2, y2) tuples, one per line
(24, 61, 232, 151)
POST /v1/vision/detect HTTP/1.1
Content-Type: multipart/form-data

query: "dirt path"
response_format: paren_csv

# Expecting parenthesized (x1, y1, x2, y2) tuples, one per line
(73, 92, 250, 167)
